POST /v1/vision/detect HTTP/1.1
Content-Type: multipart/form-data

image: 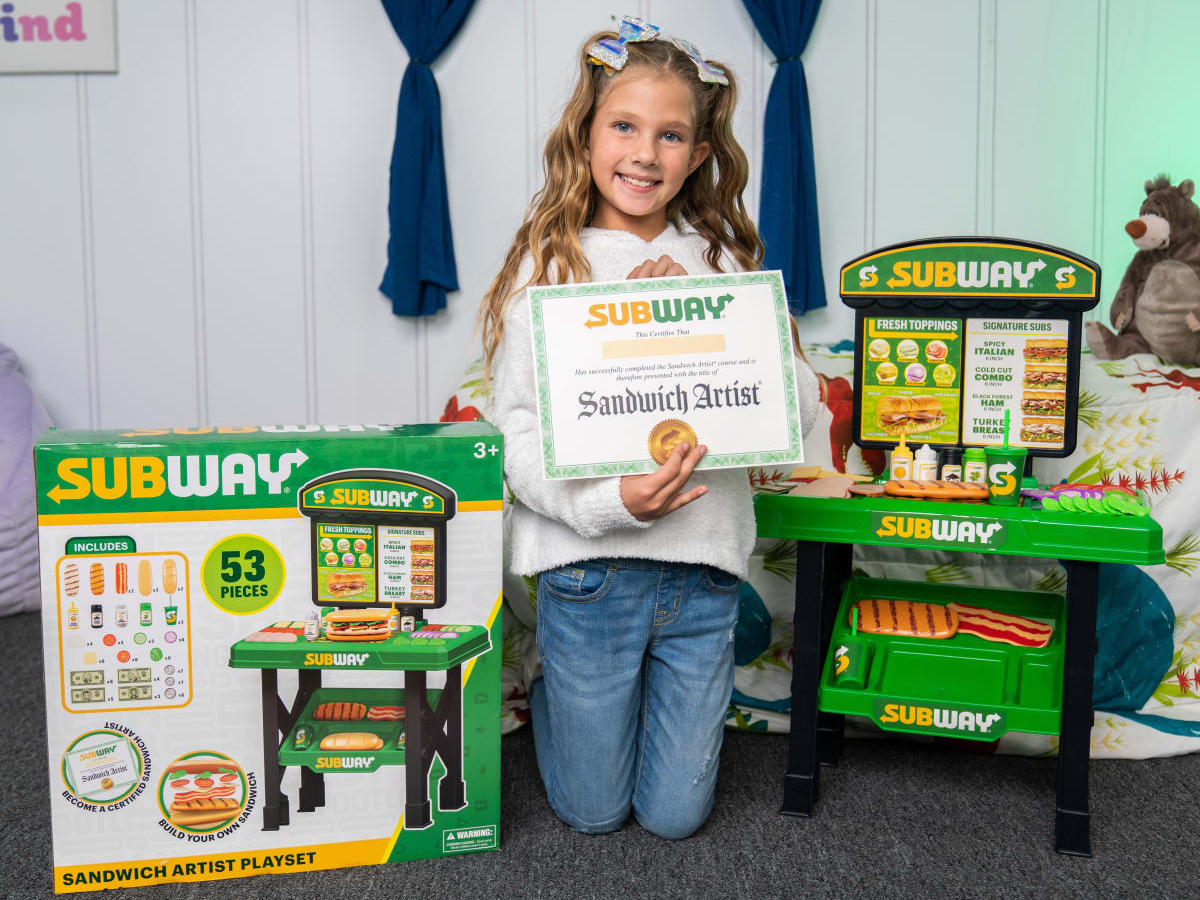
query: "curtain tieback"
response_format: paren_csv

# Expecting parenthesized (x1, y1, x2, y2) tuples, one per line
(772, 54, 802, 65)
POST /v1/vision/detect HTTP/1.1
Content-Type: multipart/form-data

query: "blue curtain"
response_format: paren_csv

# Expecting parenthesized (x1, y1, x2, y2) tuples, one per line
(379, 0, 476, 317)
(741, 0, 825, 315)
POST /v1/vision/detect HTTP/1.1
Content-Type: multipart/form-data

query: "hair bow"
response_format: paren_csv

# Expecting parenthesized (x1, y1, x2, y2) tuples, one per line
(587, 15, 730, 86)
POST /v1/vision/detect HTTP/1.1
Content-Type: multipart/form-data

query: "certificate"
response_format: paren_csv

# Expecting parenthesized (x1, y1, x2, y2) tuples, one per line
(528, 271, 805, 479)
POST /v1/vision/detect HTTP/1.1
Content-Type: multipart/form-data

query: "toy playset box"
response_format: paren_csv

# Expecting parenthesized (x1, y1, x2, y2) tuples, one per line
(34, 422, 504, 892)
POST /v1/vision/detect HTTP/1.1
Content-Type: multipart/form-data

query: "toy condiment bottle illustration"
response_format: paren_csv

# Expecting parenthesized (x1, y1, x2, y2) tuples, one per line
(67, 600, 79, 630)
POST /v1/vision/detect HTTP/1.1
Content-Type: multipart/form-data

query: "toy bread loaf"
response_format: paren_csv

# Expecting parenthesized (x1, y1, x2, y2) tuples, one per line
(64, 562, 80, 597)
(138, 559, 153, 596)
(162, 558, 178, 594)
(89, 563, 104, 595)
(313, 702, 366, 721)
(853, 599, 958, 639)
(168, 797, 240, 827)
(319, 732, 384, 751)
(884, 479, 989, 500)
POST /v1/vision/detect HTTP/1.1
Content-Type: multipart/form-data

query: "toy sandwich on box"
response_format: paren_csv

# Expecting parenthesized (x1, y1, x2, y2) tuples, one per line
(34, 423, 503, 892)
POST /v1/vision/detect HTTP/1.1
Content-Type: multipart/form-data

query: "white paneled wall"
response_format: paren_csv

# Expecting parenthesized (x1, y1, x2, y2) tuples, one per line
(1, 0, 1194, 431)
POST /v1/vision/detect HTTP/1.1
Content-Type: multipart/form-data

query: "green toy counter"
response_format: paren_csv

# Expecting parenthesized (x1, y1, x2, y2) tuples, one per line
(228, 624, 490, 831)
(755, 491, 1164, 856)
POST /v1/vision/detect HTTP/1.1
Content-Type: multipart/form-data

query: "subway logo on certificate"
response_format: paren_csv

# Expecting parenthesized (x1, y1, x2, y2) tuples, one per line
(527, 271, 805, 479)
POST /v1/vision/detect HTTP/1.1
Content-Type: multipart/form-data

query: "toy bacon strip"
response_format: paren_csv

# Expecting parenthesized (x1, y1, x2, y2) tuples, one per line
(367, 705, 405, 721)
(853, 599, 958, 638)
(946, 602, 1053, 648)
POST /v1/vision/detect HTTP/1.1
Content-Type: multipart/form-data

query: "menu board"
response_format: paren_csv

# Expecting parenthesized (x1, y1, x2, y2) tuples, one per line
(962, 318, 1069, 450)
(315, 523, 376, 603)
(858, 317, 962, 445)
(378, 526, 437, 606)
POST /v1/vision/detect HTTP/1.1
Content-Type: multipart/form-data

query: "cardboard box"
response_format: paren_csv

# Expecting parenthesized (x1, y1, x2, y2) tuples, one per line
(35, 423, 503, 892)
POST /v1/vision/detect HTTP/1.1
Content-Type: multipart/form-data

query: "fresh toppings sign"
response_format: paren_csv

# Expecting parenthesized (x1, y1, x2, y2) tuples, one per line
(842, 241, 1097, 298)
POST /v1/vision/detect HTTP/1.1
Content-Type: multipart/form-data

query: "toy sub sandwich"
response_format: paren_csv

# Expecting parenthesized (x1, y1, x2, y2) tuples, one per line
(326, 571, 366, 598)
(1020, 417, 1065, 443)
(875, 395, 945, 436)
(1023, 338, 1068, 363)
(1021, 365, 1067, 389)
(323, 608, 391, 642)
(1020, 391, 1067, 416)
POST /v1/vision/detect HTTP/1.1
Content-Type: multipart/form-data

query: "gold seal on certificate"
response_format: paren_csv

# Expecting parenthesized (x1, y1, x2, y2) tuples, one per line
(648, 418, 698, 464)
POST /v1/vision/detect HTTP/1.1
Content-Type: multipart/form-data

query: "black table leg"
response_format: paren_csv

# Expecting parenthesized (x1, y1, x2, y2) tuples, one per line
(816, 543, 853, 767)
(260, 668, 289, 830)
(783, 539, 839, 816)
(437, 664, 467, 811)
(404, 669, 433, 829)
(296, 669, 325, 813)
(1056, 559, 1098, 856)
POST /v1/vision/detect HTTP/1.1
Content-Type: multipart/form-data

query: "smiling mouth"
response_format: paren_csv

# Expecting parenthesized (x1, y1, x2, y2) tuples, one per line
(617, 173, 660, 189)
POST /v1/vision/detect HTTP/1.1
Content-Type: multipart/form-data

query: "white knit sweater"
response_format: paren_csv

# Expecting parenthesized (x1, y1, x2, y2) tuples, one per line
(490, 224, 821, 580)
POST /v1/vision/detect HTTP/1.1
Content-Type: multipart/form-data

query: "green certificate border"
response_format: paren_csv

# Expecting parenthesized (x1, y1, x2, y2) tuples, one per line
(528, 271, 804, 480)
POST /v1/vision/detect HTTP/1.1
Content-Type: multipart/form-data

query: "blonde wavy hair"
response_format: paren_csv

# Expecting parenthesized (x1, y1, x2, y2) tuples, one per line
(477, 30, 763, 380)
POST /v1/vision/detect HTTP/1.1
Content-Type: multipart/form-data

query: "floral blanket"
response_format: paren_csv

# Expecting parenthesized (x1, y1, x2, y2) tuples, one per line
(441, 345, 1200, 758)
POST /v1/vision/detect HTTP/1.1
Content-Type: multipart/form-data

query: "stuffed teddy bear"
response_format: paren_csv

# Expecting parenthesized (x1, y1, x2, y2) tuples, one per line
(1085, 175, 1200, 364)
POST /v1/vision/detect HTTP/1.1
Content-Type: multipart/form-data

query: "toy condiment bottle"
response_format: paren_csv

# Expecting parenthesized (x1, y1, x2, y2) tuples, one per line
(67, 601, 79, 630)
(90, 604, 103, 628)
(115, 604, 129, 627)
(914, 444, 938, 480)
(139, 601, 152, 626)
(304, 608, 319, 641)
(388, 603, 399, 634)
(889, 434, 913, 480)
(964, 447, 987, 483)
(939, 447, 964, 482)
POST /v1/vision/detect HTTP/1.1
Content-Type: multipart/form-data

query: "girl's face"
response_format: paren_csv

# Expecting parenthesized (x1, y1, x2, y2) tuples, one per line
(585, 70, 710, 242)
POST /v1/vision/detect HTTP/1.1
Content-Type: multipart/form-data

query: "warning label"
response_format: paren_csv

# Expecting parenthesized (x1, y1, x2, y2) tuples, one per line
(442, 825, 497, 853)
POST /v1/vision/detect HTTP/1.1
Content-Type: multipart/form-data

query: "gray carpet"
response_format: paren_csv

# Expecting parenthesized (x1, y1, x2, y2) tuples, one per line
(6, 609, 1198, 899)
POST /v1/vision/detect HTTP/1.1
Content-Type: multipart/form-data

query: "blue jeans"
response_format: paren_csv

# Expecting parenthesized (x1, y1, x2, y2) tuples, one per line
(530, 557, 739, 839)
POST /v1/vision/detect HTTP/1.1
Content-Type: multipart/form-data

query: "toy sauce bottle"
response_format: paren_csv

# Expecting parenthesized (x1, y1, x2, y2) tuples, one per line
(964, 447, 987, 483)
(889, 435, 913, 480)
(914, 444, 938, 480)
(139, 602, 152, 626)
(67, 601, 80, 630)
(939, 447, 964, 481)
(304, 609, 319, 641)
(90, 604, 103, 628)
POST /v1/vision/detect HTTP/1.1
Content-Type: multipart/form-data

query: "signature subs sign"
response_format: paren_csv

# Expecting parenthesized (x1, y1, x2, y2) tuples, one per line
(528, 271, 805, 480)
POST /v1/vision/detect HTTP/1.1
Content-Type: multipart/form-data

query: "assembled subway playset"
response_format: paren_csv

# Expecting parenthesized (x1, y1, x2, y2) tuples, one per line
(35, 423, 503, 892)
(755, 237, 1165, 857)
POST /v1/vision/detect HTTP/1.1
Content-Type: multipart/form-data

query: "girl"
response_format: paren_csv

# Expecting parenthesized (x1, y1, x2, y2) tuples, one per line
(478, 18, 820, 840)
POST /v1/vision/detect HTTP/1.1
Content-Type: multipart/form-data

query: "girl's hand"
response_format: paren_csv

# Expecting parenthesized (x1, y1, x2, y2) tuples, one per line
(620, 442, 707, 521)
(627, 255, 688, 279)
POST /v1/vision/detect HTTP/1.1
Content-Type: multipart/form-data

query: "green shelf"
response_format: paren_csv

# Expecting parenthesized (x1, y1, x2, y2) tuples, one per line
(228, 623, 491, 671)
(819, 577, 1065, 740)
(755, 492, 1165, 565)
(278, 687, 427, 773)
